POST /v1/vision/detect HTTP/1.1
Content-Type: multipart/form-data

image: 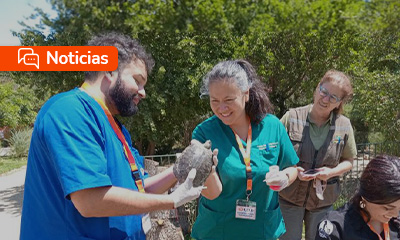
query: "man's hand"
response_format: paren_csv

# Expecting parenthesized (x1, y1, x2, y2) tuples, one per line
(170, 169, 204, 208)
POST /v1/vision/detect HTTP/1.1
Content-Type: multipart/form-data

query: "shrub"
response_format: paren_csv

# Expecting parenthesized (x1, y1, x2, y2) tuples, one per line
(0, 81, 38, 128)
(8, 128, 33, 157)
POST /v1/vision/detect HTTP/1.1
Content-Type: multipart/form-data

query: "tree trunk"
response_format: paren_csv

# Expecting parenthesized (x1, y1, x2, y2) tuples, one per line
(136, 140, 143, 156)
(146, 141, 156, 156)
(183, 120, 200, 147)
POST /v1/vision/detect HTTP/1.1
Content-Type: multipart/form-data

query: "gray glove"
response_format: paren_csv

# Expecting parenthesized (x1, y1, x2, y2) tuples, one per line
(170, 169, 204, 208)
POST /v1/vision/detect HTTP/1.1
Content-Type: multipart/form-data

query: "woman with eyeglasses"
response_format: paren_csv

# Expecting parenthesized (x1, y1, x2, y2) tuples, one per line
(316, 155, 400, 240)
(278, 70, 357, 240)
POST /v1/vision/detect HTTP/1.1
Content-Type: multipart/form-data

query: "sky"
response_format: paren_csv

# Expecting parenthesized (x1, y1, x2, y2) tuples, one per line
(0, 0, 57, 46)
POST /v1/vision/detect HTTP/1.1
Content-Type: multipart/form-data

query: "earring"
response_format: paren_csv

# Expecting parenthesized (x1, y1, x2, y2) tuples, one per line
(359, 200, 366, 209)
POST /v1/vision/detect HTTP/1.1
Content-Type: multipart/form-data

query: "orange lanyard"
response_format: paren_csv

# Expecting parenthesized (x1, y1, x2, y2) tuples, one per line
(232, 122, 253, 200)
(362, 212, 390, 240)
(81, 83, 145, 193)
(367, 222, 390, 240)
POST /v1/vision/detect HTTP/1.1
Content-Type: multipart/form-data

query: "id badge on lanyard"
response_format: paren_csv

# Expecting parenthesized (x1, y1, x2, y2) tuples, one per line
(232, 122, 256, 220)
(236, 199, 257, 220)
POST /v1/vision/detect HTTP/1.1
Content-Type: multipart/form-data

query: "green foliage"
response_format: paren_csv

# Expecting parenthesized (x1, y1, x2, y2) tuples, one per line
(0, 156, 27, 175)
(10, 0, 400, 152)
(368, 132, 385, 143)
(344, 0, 400, 142)
(350, 34, 400, 141)
(8, 128, 33, 157)
(0, 78, 38, 128)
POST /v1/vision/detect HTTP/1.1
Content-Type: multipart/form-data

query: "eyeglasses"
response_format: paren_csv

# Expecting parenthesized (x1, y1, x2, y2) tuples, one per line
(319, 85, 342, 103)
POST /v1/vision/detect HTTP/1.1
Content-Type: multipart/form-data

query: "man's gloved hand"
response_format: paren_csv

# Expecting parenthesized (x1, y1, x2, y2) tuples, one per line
(170, 169, 204, 208)
(264, 171, 290, 191)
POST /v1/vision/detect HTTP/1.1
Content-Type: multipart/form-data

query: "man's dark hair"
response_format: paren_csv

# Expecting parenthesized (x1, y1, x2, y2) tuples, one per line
(85, 32, 155, 81)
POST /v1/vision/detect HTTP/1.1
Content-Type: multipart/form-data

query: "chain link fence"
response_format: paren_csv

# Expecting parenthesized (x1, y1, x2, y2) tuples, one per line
(336, 142, 400, 208)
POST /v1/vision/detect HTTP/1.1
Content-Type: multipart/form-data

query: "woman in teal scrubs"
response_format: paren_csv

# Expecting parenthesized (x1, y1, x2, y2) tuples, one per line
(191, 59, 299, 240)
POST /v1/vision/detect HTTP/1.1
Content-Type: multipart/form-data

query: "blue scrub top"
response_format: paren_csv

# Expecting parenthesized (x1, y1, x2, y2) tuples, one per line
(191, 115, 299, 240)
(20, 88, 148, 240)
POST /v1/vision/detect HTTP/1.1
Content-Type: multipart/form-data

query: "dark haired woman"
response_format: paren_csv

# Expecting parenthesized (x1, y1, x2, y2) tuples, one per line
(316, 155, 400, 239)
(190, 59, 299, 239)
(279, 70, 358, 240)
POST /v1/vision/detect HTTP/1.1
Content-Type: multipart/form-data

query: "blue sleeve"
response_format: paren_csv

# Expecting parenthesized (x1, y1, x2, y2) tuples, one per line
(278, 121, 299, 169)
(41, 101, 112, 198)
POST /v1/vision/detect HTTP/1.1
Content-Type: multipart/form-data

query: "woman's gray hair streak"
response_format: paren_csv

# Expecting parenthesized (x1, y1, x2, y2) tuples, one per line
(200, 61, 252, 96)
(200, 59, 273, 124)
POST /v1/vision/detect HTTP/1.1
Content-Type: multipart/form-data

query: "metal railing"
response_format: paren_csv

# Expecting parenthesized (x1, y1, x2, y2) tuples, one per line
(145, 142, 399, 169)
(145, 142, 399, 208)
(144, 142, 399, 234)
(144, 154, 178, 166)
(336, 142, 400, 208)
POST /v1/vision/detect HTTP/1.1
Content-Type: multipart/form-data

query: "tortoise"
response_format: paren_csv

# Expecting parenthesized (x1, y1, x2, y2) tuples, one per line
(173, 139, 213, 187)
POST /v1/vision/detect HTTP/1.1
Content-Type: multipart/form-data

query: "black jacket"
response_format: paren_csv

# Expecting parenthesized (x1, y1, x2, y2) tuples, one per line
(315, 202, 400, 240)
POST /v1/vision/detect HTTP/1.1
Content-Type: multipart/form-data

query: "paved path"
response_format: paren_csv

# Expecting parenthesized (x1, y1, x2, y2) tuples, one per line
(0, 166, 26, 240)
(0, 147, 11, 157)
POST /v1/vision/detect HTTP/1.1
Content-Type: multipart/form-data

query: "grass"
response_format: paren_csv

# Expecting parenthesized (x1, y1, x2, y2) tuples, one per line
(0, 156, 27, 175)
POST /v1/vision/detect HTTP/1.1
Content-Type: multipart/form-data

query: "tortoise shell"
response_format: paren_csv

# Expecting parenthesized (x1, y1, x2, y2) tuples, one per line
(173, 139, 213, 187)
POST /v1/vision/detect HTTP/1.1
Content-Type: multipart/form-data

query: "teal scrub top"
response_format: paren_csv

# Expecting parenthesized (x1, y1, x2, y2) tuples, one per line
(191, 114, 299, 240)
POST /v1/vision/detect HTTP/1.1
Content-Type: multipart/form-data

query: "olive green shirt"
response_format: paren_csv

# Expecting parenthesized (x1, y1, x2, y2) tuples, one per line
(280, 105, 357, 159)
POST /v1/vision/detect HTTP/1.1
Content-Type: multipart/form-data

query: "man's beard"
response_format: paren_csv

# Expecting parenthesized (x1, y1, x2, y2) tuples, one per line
(109, 75, 139, 117)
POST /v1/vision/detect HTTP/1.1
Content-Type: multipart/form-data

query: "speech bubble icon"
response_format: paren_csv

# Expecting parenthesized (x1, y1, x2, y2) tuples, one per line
(18, 48, 34, 63)
(23, 53, 40, 69)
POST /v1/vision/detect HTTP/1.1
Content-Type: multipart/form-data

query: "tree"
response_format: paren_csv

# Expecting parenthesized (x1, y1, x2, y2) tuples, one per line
(344, 0, 400, 142)
(0, 76, 38, 128)
(12, 0, 400, 154)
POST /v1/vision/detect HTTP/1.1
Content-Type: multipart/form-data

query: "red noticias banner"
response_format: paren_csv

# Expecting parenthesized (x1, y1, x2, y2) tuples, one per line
(0, 46, 118, 71)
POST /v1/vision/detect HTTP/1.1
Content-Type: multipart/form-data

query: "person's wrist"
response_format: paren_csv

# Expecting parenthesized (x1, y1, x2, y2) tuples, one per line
(328, 168, 336, 179)
(170, 190, 182, 209)
(164, 194, 176, 209)
(321, 168, 334, 180)
(283, 172, 290, 187)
